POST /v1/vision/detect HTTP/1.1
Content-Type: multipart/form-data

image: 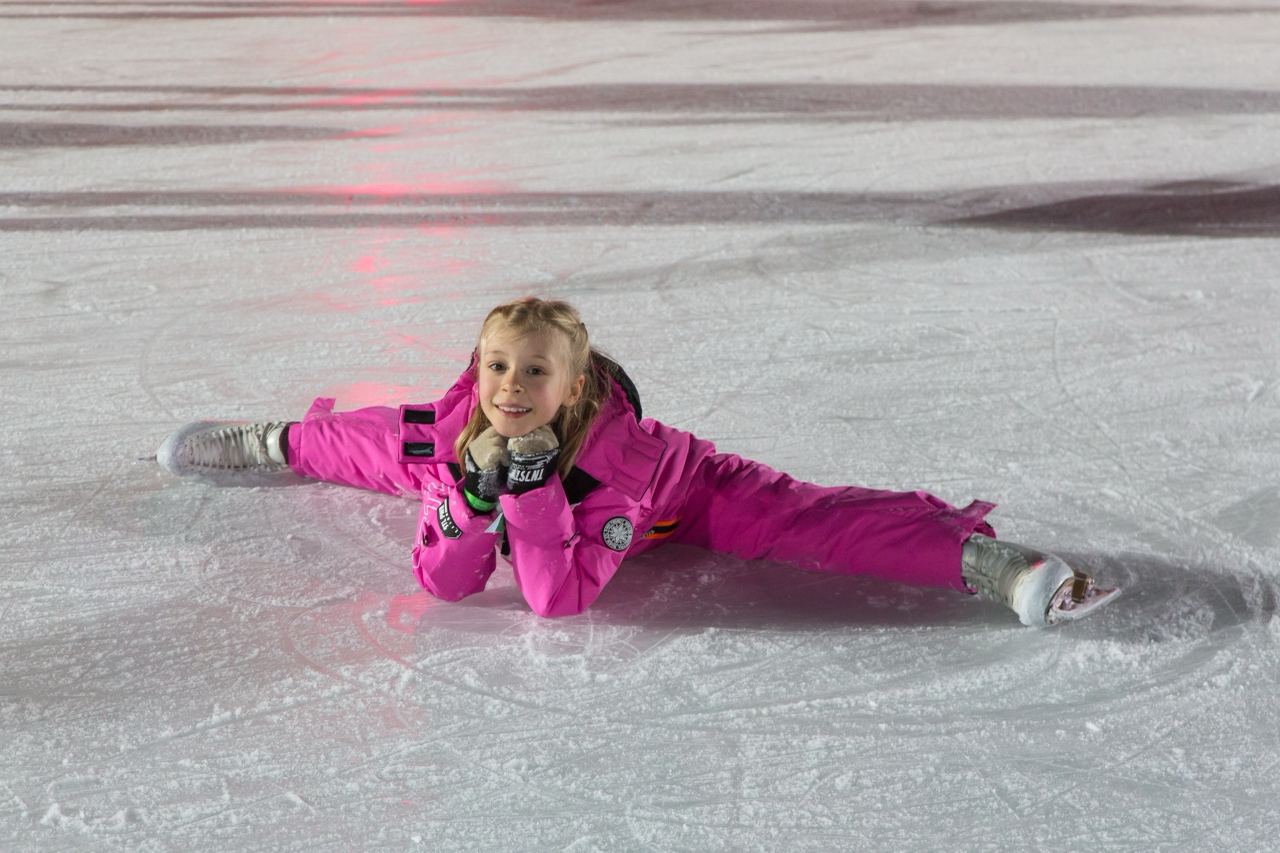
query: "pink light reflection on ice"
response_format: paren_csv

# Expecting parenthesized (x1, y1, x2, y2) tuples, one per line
(286, 177, 507, 202)
(269, 176, 499, 309)
(318, 381, 421, 408)
(351, 254, 382, 274)
(300, 89, 416, 109)
(385, 591, 438, 635)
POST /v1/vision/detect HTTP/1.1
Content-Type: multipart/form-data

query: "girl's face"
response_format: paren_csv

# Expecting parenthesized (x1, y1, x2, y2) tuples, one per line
(477, 327, 585, 438)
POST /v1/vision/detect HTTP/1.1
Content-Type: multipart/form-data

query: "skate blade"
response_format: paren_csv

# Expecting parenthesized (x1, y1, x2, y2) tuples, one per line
(1046, 577, 1121, 625)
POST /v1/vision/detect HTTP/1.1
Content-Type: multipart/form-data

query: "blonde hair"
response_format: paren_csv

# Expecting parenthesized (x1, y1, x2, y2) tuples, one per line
(453, 297, 611, 479)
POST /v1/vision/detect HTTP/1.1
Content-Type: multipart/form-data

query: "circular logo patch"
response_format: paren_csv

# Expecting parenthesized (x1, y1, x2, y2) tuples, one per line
(602, 517, 633, 552)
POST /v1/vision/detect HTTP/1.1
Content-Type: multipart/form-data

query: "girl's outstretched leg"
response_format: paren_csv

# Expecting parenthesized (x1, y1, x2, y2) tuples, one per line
(673, 452, 996, 593)
(673, 452, 1119, 625)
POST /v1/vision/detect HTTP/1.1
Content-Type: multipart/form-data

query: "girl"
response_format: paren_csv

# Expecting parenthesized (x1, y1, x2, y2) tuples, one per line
(157, 297, 1118, 626)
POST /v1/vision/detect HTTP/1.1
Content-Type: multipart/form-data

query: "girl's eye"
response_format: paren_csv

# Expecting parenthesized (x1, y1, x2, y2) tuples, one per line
(487, 362, 504, 372)
(527, 367, 544, 376)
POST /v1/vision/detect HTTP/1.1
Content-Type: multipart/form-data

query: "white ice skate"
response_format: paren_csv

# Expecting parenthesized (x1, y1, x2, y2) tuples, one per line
(156, 421, 290, 477)
(961, 534, 1120, 627)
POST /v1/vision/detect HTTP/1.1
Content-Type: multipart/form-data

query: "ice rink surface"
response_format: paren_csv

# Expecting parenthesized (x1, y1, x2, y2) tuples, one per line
(3, 0, 1280, 849)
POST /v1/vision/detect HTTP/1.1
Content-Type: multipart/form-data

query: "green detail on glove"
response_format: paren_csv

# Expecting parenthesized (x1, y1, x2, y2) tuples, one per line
(462, 487, 497, 514)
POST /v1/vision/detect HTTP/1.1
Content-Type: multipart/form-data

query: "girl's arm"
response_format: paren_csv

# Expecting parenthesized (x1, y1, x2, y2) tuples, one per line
(411, 477, 500, 601)
(498, 475, 643, 617)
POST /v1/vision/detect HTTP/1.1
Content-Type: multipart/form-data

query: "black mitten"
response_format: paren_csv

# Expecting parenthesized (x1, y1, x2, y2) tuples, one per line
(506, 426, 560, 495)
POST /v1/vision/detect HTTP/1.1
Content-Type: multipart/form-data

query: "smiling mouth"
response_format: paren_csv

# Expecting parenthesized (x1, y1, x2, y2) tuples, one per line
(497, 405, 531, 416)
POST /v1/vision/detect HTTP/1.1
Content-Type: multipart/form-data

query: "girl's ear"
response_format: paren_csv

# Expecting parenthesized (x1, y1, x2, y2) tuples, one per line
(565, 373, 586, 407)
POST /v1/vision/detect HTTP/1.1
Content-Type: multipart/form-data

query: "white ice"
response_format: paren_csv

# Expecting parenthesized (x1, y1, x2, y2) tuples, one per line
(3, 0, 1280, 850)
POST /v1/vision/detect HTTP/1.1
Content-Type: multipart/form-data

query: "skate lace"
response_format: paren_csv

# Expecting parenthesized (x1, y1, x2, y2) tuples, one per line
(183, 422, 284, 470)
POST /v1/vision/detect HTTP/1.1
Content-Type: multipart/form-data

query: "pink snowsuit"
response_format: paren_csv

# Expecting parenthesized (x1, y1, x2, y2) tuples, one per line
(287, 365, 996, 617)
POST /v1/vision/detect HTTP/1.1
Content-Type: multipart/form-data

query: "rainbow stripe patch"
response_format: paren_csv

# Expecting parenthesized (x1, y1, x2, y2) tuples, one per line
(642, 518, 680, 540)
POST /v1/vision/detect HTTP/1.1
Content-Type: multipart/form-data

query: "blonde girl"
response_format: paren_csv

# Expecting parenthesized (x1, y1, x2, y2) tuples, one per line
(158, 297, 1117, 625)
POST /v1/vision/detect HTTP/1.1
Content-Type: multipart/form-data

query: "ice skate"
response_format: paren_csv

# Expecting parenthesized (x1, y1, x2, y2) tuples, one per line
(961, 534, 1120, 627)
(156, 420, 291, 477)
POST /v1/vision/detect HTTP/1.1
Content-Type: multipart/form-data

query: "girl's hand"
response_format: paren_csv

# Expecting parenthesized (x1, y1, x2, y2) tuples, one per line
(506, 425, 560, 494)
(463, 427, 509, 507)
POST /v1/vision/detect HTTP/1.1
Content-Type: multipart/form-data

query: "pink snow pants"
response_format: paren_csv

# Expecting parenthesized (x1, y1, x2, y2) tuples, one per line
(287, 401, 995, 594)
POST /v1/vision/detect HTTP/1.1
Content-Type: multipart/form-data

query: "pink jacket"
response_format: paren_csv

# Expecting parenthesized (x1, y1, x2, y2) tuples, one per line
(398, 365, 714, 618)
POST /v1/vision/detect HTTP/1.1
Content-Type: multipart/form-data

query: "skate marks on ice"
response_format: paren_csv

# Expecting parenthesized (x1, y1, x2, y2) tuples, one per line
(183, 482, 421, 612)
(4, 82, 1280, 123)
(292, 539, 1280, 723)
(268, 547, 1280, 848)
(951, 181, 1280, 238)
(12, 473, 1280, 850)
(0, 121, 349, 149)
(1, 570, 369, 847)
(181, 480, 1280, 696)
(0, 0, 1264, 28)
(1068, 549, 1277, 640)
(5, 181, 1279, 237)
(4, 488, 436, 847)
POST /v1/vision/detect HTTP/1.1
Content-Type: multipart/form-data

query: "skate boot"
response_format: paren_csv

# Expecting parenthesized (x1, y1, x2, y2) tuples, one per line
(156, 421, 291, 477)
(961, 534, 1120, 627)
